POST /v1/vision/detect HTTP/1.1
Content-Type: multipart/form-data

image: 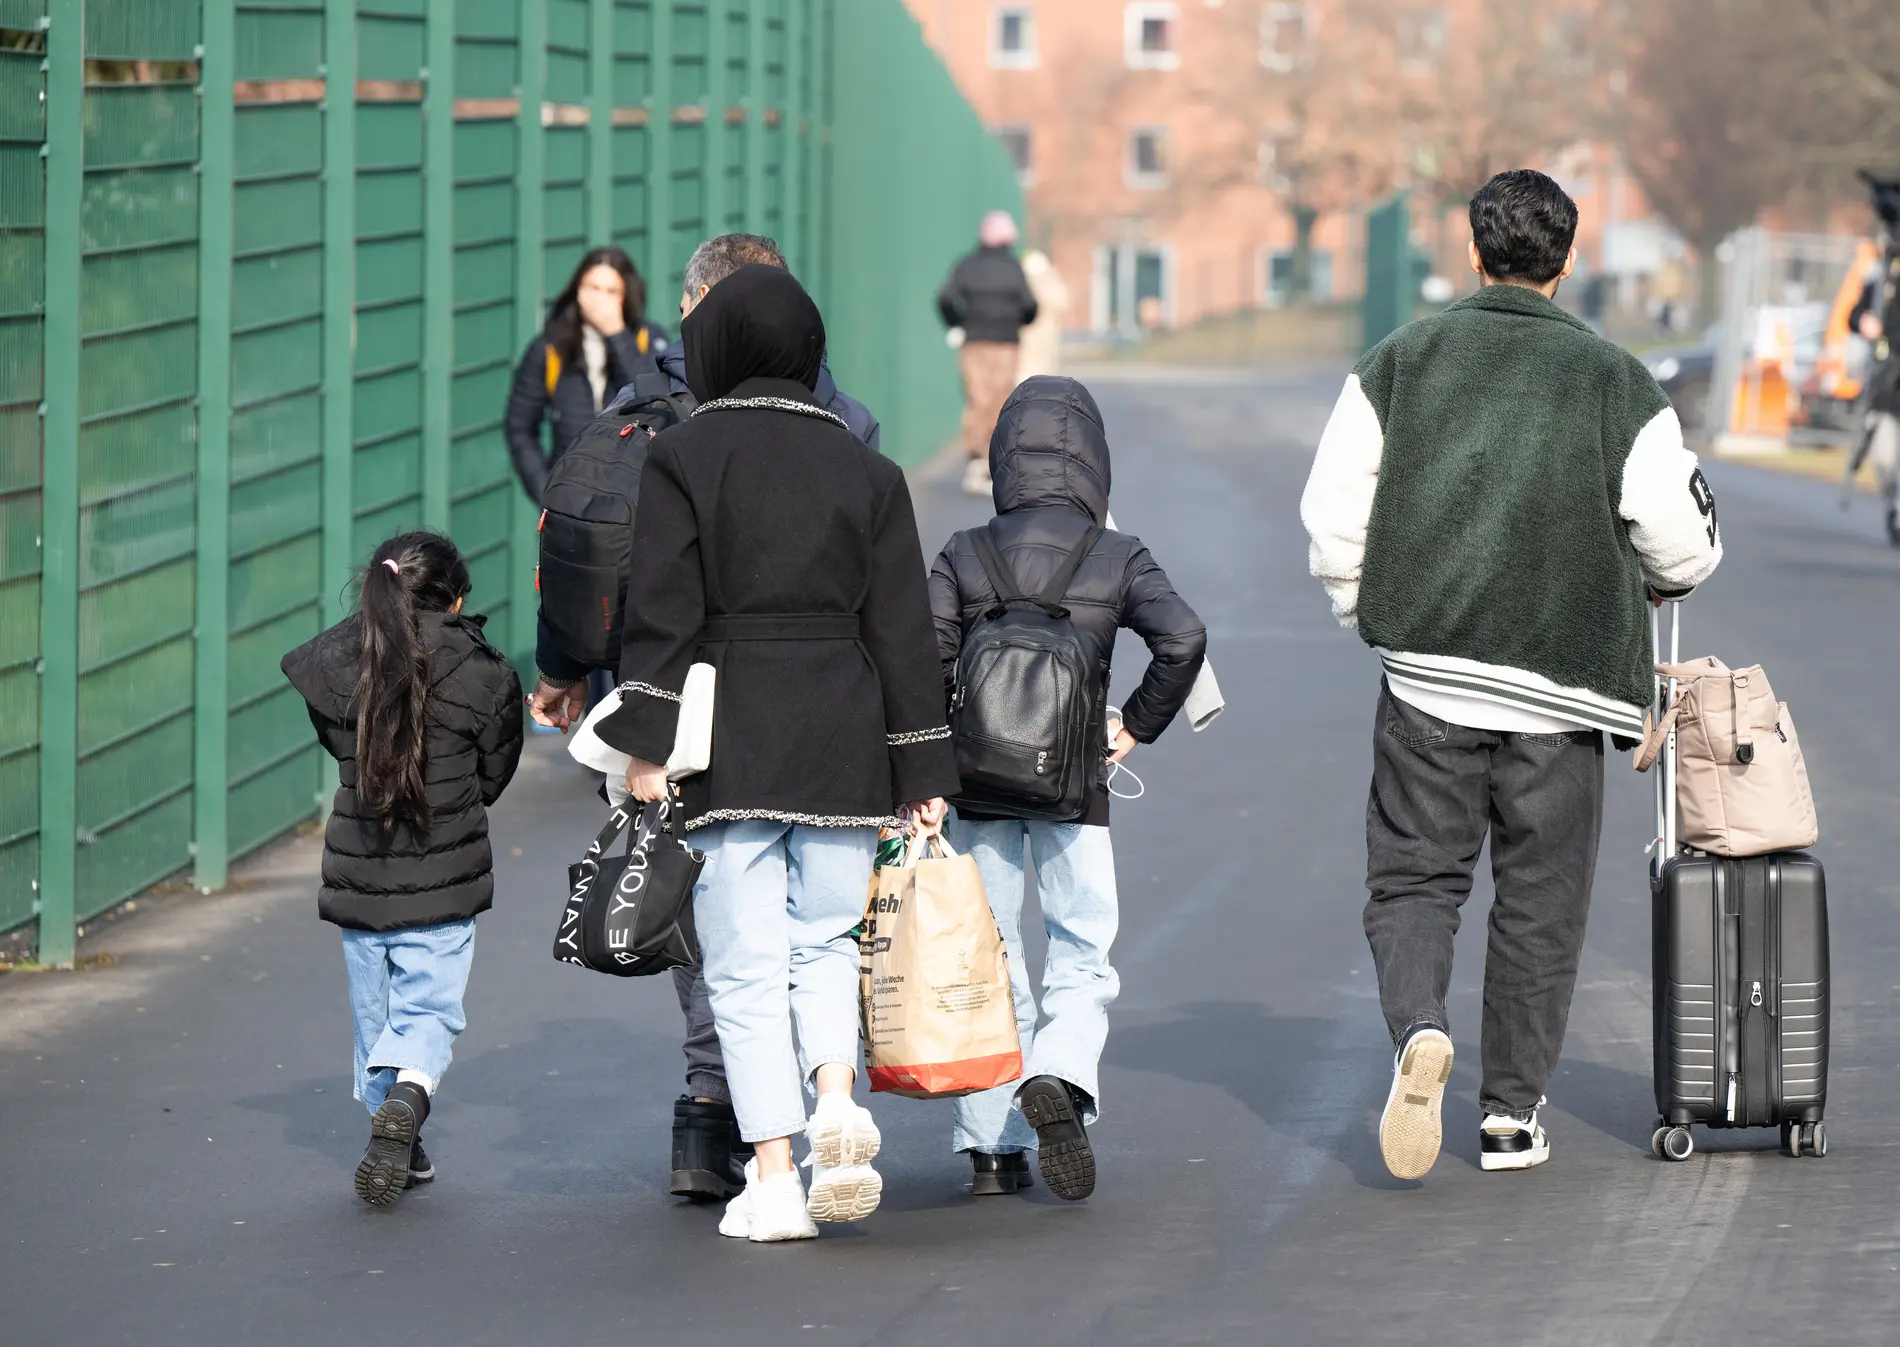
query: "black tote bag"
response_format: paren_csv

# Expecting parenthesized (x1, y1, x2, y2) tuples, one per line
(552, 792, 702, 977)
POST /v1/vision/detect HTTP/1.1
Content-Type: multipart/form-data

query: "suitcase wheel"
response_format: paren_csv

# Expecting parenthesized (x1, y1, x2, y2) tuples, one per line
(1784, 1121, 1829, 1158)
(1657, 1125, 1695, 1161)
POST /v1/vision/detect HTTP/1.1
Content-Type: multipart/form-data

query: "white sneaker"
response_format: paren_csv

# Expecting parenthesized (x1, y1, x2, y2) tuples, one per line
(1378, 1026, 1454, 1180)
(962, 458, 992, 497)
(722, 1159, 820, 1242)
(805, 1091, 883, 1223)
(1479, 1101, 1551, 1172)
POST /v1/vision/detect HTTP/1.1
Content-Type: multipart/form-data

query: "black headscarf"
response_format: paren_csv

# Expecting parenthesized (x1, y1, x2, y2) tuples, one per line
(680, 263, 827, 403)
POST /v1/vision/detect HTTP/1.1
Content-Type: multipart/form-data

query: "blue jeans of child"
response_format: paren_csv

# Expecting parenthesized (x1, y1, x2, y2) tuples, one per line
(691, 820, 876, 1143)
(340, 919, 476, 1114)
(946, 816, 1121, 1153)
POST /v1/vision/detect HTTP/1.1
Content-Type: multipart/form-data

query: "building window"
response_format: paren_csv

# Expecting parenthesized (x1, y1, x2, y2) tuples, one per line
(1260, 3, 1310, 72)
(1127, 126, 1169, 188)
(1262, 248, 1335, 307)
(995, 125, 1033, 186)
(991, 6, 1036, 70)
(1395, 8, 1447, 75)
(1124, 3, 1180, 71)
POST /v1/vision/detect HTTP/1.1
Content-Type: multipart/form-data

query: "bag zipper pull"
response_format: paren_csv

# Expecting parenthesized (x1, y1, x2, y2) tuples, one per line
(1726, 1073, 1739, 1122)
(1749, 980, 1763, 1008)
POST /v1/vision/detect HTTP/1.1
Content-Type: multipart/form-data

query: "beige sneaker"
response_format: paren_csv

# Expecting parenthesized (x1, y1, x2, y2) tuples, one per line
(1378, 1027, 1454, 1180)
(962, 457, 993, 497)
(804, 1091, 883, 1223)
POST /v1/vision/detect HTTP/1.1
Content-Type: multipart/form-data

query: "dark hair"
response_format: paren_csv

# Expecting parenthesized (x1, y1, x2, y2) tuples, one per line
(1469, 170, 1579, 285)
(545, 246, 649, 370)
(354, 531, 471, 833)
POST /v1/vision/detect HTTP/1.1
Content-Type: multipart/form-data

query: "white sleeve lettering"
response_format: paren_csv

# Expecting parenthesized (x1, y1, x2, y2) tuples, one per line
(1619, 405, 1723, 593)
(1299, 374, 1385, 628)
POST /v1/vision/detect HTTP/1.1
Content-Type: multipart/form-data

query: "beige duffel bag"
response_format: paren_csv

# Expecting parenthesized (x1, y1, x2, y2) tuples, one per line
(1634, 656, 1819, 856)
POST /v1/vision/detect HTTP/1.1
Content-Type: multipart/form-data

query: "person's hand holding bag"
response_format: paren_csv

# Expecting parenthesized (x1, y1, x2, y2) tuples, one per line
(624, 756, 668, 804)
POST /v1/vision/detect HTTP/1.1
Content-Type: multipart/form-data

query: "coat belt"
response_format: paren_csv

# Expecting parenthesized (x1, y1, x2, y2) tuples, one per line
(701, 613, 861, 642)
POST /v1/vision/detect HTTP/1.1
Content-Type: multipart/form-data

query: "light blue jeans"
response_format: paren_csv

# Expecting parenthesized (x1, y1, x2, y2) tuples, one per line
(340, 920, 476, 1115)
(692, 820, 876, 1143)
(946, 816, 1121, 1153)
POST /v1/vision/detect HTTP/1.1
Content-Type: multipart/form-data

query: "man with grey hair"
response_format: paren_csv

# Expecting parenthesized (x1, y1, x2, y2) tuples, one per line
(660, 232, 881, 449)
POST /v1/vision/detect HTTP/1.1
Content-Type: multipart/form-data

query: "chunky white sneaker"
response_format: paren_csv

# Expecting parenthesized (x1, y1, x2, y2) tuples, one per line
(1479, 1103, 1551, 1172)
(717, 1159, 758, 1239)
(1379, 1027, 1454, 1180)
(805, 1091, 883, 1223)
(736, 1162, 820, 1243)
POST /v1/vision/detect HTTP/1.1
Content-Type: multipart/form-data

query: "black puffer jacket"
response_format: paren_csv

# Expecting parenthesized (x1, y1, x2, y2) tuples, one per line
(281, 612, 524, 931)
(929, 376, 1206, 821)
(938, 244, 1039, 344)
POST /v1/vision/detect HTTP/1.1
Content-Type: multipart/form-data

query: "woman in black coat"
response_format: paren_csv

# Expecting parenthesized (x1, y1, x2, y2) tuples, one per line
(504, 246, 672, 502)
(600, 265, 959, 1241)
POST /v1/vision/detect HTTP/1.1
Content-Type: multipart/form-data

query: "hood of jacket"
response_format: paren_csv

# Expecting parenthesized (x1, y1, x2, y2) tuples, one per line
(281, 611, 491, 722)
(989, 375, 1111, 523)
(656, 343, 877, 448)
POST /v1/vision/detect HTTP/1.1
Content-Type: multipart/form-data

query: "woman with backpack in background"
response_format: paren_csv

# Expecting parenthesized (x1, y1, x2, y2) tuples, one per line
(928, 375, 1207, 1201)
(505, 246, 672, 503)
(280, 532, 524, 1207)
(599, 265, 959, 1242)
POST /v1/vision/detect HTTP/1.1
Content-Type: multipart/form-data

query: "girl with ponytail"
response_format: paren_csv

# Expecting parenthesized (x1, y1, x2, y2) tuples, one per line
(281, 531, 524, 1207)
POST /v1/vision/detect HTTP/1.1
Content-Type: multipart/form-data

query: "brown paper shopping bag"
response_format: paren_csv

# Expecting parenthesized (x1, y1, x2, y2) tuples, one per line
(859, 827, 1023, 1099)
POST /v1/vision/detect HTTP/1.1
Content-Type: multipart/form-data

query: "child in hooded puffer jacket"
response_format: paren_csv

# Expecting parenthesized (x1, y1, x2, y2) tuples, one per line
(281, 532, 523, 1206)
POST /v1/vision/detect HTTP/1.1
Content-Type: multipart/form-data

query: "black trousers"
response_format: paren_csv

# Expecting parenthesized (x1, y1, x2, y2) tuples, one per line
(1363, 681, 1605, 1117)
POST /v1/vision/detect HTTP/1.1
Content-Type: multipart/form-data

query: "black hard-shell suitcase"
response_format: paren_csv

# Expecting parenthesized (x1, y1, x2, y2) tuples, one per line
(1648, 603, 1830, 1161)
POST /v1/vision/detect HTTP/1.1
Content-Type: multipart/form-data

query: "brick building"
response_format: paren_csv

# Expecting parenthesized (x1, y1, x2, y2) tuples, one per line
(904, 0, 1692, 339)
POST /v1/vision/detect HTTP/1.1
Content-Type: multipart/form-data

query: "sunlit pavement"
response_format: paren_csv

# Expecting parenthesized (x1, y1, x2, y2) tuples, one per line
(5, 367, 1898, 1344)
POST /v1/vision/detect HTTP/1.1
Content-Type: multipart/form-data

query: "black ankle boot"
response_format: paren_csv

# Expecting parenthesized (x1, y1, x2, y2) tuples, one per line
(356, 1081, 428, 1207)
(671, 1096, 746, 1201)
(969, 1150, 1035, 1196)
(1019, 1075, 1096, 1201)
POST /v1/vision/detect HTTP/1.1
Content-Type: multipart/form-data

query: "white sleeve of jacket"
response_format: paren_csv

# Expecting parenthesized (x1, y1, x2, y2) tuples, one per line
(1299, 374, 1384, 628)
(1618, 405, 1723, 594)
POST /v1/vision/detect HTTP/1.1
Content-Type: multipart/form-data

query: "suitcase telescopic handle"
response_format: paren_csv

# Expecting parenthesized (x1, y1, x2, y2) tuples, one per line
(1650, 600, 1683, 869)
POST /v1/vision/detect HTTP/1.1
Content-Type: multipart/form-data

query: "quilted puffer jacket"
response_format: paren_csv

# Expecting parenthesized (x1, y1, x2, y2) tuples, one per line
(928, 375, 1207, 820)
(281, 611, 523, 931)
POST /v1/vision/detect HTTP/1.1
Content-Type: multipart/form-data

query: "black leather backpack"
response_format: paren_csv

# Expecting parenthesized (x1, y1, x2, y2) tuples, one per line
(537, 371, 692, 670)
(949, 523, 1104, 822)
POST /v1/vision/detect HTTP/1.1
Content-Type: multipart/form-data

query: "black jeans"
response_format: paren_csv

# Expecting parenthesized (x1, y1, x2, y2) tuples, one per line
(1363, 681, 1604, 1117)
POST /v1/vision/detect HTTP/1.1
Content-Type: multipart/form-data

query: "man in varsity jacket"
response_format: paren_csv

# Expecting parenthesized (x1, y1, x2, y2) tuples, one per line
(1300, 169, 1723, 1182)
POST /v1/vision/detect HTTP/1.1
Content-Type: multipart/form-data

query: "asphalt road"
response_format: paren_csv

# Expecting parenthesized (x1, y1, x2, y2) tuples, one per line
(5, 368, 1900, 1345)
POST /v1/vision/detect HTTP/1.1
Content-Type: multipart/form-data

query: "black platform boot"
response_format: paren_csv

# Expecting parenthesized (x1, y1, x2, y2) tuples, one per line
(356, 1081, 429, 1207)
(671, 1096, 747, 1201)
(969, 1150, 1035, 1196)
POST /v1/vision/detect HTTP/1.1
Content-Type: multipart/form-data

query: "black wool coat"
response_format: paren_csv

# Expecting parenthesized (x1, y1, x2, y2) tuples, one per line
(929, 376, 1207, 823)
(282, 612, 524, 930)
(937, 245, 1039, 344)
(597, 376, 960, 829)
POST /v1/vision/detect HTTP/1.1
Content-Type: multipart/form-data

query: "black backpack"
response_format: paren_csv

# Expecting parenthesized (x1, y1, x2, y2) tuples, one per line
(537, 371, 693, 670)
(949, 523, 1105, 822)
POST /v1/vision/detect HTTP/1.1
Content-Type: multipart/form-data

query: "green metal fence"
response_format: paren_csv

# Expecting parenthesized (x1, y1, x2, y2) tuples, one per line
(1, 0, 1019, 959)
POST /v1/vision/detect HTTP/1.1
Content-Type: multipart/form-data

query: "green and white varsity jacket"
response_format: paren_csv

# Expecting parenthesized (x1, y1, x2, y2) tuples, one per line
(1300, 284, 1723, 739)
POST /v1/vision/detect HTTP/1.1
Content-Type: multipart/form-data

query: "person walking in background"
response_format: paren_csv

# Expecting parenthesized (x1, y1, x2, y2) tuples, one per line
(1016, 249, 1070, 382)
(662, 232, 881, 449)
(1300, 169, 1723, 1183)
(525, 230, 886, 1208)
(280, 532, 524, 1207)
(505, 246, 671, 503)
(1848, 205, 1900, 546)
(602, 266, 959, 1242)
(929, 376, 1206, 1201)
(939, 211, 1038, 497)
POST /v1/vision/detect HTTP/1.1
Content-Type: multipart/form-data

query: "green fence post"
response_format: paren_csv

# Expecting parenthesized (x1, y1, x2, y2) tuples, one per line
(705, 0, 729, 230)
(784, 0, 806, 270)
(744, 0, 765, 234)
(587, 0, 613, 243)
(192, 0, 237, 894)
(37, 0, 81, 965)
(511, 0, 547, 668)
(806, 0, 830, 311)
(420, 0, 455, 532)
(647, 0, 673, 288)
(320, 0, 358, 810)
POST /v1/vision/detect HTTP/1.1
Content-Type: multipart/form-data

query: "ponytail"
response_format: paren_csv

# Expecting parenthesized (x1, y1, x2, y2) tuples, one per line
(354, 531, 471, 832)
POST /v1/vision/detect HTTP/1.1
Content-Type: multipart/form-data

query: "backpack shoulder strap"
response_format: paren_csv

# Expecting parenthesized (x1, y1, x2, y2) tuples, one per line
(969, 525, 1026, 606)
(544, 345, 562, 397)
(1034, 524, 1104, 608)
